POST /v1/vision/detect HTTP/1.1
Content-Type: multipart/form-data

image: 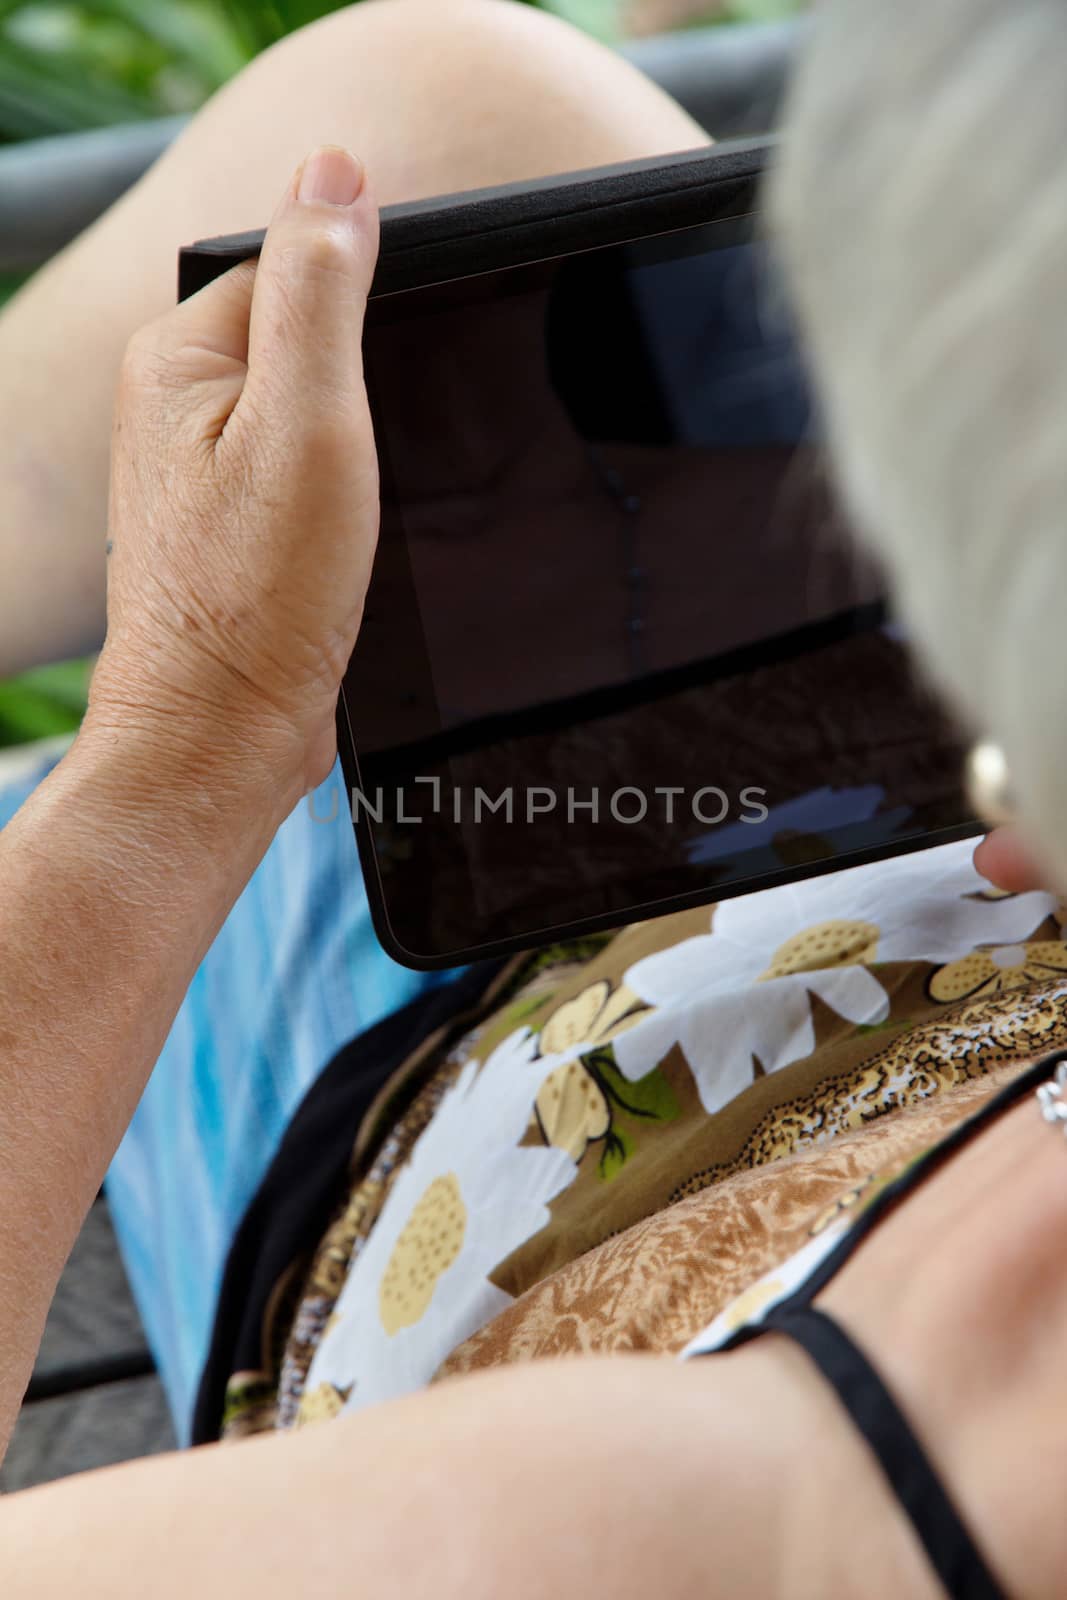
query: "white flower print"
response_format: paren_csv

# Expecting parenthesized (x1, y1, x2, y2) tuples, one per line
(301, 1026, 575, 1419)
(613, 839, 1056, 1113)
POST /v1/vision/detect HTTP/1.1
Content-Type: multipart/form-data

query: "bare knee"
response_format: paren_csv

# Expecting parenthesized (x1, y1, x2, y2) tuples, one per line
(155, 0, 708, 227)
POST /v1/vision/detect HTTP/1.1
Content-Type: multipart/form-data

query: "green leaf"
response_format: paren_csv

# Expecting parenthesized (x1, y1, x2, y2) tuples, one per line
(77, 0, 248, 83)
(23, 659, 92, 710)
(598, 1126, 633, 1182)
(216, 0, 282, 56)
(672, 0, 804, 21)
(0, 270, 29, 307)
(0, 660, 90, 747)
(267, 0, 353, 34)
(508, 992, 554, 1028)
(595, 1051, 681, 1123)
(0, 685, 81, 745)
(535, 0, 625, 44)
(0, 2, 257, 140)
(856, 1016, 906, 1038)
(0, 33, 162, 138)
(722, 0, 804, 18)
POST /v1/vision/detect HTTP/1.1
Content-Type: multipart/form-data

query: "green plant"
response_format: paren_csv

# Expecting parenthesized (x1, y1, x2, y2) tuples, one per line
(0, 3, 391, 142)
(0, 660, 91, 748)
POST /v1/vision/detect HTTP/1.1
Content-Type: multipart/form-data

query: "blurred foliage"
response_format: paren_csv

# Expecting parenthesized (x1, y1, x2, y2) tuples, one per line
(0, 2, 357, 140)
(0, 0, 806, 141)
(0, 661, 91, 748)
(0, 270, 27, 305)
(0, 0, 803, 744)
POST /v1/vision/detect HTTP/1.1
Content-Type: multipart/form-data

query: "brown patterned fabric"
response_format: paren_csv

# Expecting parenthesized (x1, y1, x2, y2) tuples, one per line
(487, 931, 1067, 1299)
(435, 1062, 1024, 1378)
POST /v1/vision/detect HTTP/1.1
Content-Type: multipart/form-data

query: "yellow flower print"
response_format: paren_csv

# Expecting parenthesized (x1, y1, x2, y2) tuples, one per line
(759, 919, 881, 981)
(535, 1058, 612, 1161)
(539, 980, 644, 1054)
(296, 1381, 352, 1428)
(722, 1279, 786, 1333)
(534, 982, 647, 1162)
(378, 1173, 467, 1335)
(929, 941, 1067, 1003)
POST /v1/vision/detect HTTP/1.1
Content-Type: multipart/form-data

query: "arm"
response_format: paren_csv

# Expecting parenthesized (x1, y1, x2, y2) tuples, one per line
(0, 1352, 809, 1600)
(8, 1091, 1061, 1600)
(0, 143, 379, 1454)
(0, 725, 285, 1450)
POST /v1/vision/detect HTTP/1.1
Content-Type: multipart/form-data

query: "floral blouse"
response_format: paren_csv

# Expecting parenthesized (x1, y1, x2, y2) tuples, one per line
(217, 837, 1067, 1435)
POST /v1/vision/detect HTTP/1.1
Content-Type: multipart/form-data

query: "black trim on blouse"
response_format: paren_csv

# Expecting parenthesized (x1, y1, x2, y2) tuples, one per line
(698, 1051, 1067, 1600)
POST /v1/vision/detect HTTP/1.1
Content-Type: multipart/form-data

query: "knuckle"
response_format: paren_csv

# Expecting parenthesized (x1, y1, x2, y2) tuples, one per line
(119, 318, 208, 404)
(299, 225, 359, 287)
(119, 320, 184, 400)
(276, 228, 369, 331)
(119, 323, 163, 391)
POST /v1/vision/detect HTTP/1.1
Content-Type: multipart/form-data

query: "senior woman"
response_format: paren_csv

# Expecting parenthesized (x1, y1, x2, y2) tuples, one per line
(0, 144, 991, 1600)
(2, 1, 1067, 1596)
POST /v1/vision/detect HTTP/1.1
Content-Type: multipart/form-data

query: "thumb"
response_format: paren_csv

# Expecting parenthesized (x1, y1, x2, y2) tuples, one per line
(237, 145, 379, 435)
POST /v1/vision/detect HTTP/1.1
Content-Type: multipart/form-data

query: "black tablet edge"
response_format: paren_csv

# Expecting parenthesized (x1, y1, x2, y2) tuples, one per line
(342, 770, 985, 972)
(178, 138, 772, 302)
(337, 679, 982, 972)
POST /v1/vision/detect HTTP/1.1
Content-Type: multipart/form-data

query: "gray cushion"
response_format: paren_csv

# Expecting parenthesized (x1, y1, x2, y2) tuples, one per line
(624, 18, 806, 138)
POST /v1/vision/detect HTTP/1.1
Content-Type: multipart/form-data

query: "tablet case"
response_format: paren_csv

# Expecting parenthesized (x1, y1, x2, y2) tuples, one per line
(178, 137, 771, 302)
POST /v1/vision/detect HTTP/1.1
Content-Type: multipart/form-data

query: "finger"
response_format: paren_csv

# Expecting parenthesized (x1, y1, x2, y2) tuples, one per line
(120, 259, 258, 442)
(238, 145, 379, 433)
(973, 828, 1049, 893)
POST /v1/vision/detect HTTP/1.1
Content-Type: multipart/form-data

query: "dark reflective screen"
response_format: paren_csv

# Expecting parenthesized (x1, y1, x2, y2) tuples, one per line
(346, 222, 974, 962)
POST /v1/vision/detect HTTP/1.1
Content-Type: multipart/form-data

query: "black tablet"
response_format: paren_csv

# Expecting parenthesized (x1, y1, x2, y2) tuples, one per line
(180, 140, 979, 969)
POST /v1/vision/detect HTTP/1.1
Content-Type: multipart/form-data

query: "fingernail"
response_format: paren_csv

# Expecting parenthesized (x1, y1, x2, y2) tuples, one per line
(297, 146, 364, 207)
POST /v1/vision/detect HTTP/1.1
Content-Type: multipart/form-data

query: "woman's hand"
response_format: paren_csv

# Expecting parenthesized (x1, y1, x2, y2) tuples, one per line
(88, 145, 380, 811)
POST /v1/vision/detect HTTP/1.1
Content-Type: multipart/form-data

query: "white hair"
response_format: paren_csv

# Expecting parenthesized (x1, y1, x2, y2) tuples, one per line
(768, 0, 1067, 872)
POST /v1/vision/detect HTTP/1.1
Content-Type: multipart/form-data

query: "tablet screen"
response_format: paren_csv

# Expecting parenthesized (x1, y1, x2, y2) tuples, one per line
(344, 214, 973, 963)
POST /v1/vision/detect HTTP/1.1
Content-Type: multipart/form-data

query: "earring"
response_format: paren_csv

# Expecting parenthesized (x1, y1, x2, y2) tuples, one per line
(965, 741, 1017, 828)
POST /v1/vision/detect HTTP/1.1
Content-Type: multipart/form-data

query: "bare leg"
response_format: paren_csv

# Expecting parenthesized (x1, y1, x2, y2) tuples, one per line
(0, 0, 708, 676)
